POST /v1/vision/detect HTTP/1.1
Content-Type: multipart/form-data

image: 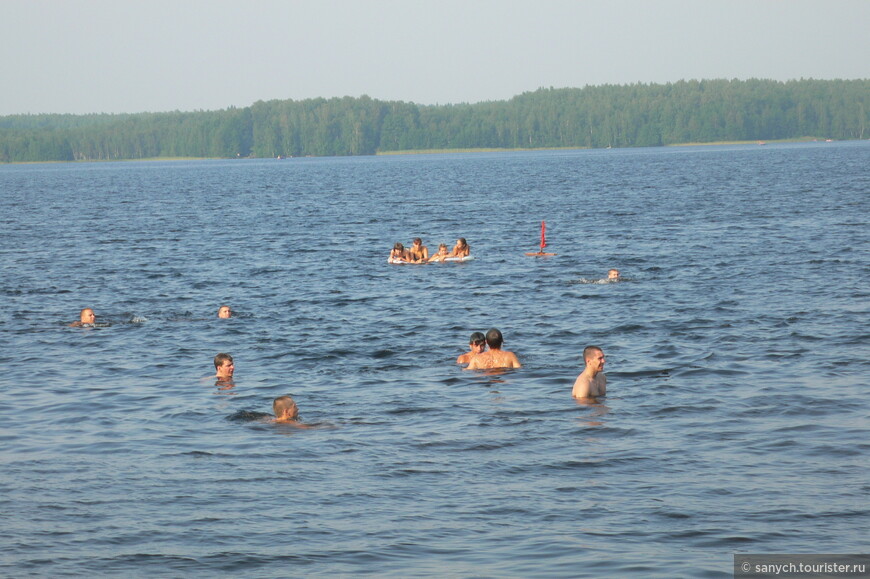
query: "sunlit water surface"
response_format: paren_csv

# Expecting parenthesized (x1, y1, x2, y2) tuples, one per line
(1, 142, 868, 577)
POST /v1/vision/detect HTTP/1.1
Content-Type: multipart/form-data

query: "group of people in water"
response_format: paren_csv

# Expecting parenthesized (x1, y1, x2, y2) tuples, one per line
(71, 253, 616, 427)
(455, 328, 607, 399)
(389, 237, 470, 263)
(212, 351, 311, 427)
(70, 305, 310, 427)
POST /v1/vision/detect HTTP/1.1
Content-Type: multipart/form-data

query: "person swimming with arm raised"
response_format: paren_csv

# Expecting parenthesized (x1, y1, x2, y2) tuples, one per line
(466, 328, 521, 369)
(457, 332, 487, 364)
(572, 345, 607, 400)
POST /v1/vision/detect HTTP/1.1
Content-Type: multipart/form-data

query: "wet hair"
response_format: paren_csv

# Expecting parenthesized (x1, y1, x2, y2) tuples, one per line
(485, 328, 503, 349)
(583, 345, 603, 361)
(457, 238, 467, 248)
(393, 242, 404, 251)
(469, 331, 486, 345)
(413, 238, 422, 245)
(214, 352, 233, 370)
(273, 395, 298, 418)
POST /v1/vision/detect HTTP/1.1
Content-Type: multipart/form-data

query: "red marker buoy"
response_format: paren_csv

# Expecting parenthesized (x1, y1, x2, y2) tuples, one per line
(525, 220, 557, 256)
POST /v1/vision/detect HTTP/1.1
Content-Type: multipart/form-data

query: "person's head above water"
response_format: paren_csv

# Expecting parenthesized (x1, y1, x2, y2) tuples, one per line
(214, 353, 234, 379)
(273, 395, 299, 421)
(583, 345, 605, 371)
(412, 238, 423, 246)
(217, 305, 232, 318)
(469, 331, 486, 352)
(393, 242, 404, 251)
(608, 269, 620, 280)
(485, 328, 504, 349)
(79, 308, 95, 324)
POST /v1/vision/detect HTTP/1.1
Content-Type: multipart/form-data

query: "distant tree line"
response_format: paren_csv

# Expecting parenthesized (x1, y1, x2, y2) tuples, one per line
(1, 79, 866, 162)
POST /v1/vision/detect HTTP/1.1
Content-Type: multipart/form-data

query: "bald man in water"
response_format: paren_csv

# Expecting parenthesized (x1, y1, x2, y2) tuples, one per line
(70, 308, 96, 327)
(466, 328, 521, 369)
(572, 346, 607, 400)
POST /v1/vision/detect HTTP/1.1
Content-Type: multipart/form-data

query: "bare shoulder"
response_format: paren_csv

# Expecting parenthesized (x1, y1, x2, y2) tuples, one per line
(466, 352, 490, 369)
(572, 373, 592, 398)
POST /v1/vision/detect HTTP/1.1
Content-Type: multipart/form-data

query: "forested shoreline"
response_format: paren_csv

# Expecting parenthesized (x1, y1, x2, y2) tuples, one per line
(1, 78, 866, 162)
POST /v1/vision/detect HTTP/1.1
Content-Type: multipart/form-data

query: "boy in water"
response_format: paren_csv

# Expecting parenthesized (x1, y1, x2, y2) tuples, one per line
(389, 242, 410, 263)
(456, 332, 487, 364)
(214, 353, 235, 380)
(428, 243, 450, 262)
(217, 305, 232, 318)
(408, 238, 429, 263)
(273, 395, 313, 428)
(572, 346, 607, 400)
(608, 269, 620, 281)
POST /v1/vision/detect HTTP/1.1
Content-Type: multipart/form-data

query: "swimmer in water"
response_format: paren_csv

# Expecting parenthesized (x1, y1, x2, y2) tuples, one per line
(466, 328, 521, 369)
(450, 238, 470, 258)
(456, 332, 487, 365)
(273, 395, 313, 428)
(572, 346, 607, 400)
(214, 353, 235, 381)
(408, 238, 429, 263)
(428, 243, 450, 262)
(217, 305, 232, 318)
(389, 242, 410, 263)
(608, 269, 620, 281)
(69, 308, 96, 327)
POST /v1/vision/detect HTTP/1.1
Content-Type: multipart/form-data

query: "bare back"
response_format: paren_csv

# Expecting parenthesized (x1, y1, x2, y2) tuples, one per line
(467, 349, 521, 369)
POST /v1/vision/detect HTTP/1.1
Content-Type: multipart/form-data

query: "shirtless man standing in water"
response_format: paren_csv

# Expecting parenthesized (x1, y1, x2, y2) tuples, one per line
(466, 328, 521, 369)
(572, 346, 607, 400)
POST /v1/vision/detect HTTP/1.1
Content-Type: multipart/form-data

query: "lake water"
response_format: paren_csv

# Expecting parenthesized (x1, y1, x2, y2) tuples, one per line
(1, 142, 868, 578)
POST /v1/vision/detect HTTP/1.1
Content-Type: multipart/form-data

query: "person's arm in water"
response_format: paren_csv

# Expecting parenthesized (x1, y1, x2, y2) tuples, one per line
(572, 373, 593, 399)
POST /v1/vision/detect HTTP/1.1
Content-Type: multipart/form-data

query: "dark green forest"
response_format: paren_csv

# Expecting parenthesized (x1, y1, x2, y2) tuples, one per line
(1, 79, 867, 162)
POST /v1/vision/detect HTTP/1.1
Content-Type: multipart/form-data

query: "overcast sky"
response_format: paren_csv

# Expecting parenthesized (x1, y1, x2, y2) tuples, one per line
(2, 0, 868, 115)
